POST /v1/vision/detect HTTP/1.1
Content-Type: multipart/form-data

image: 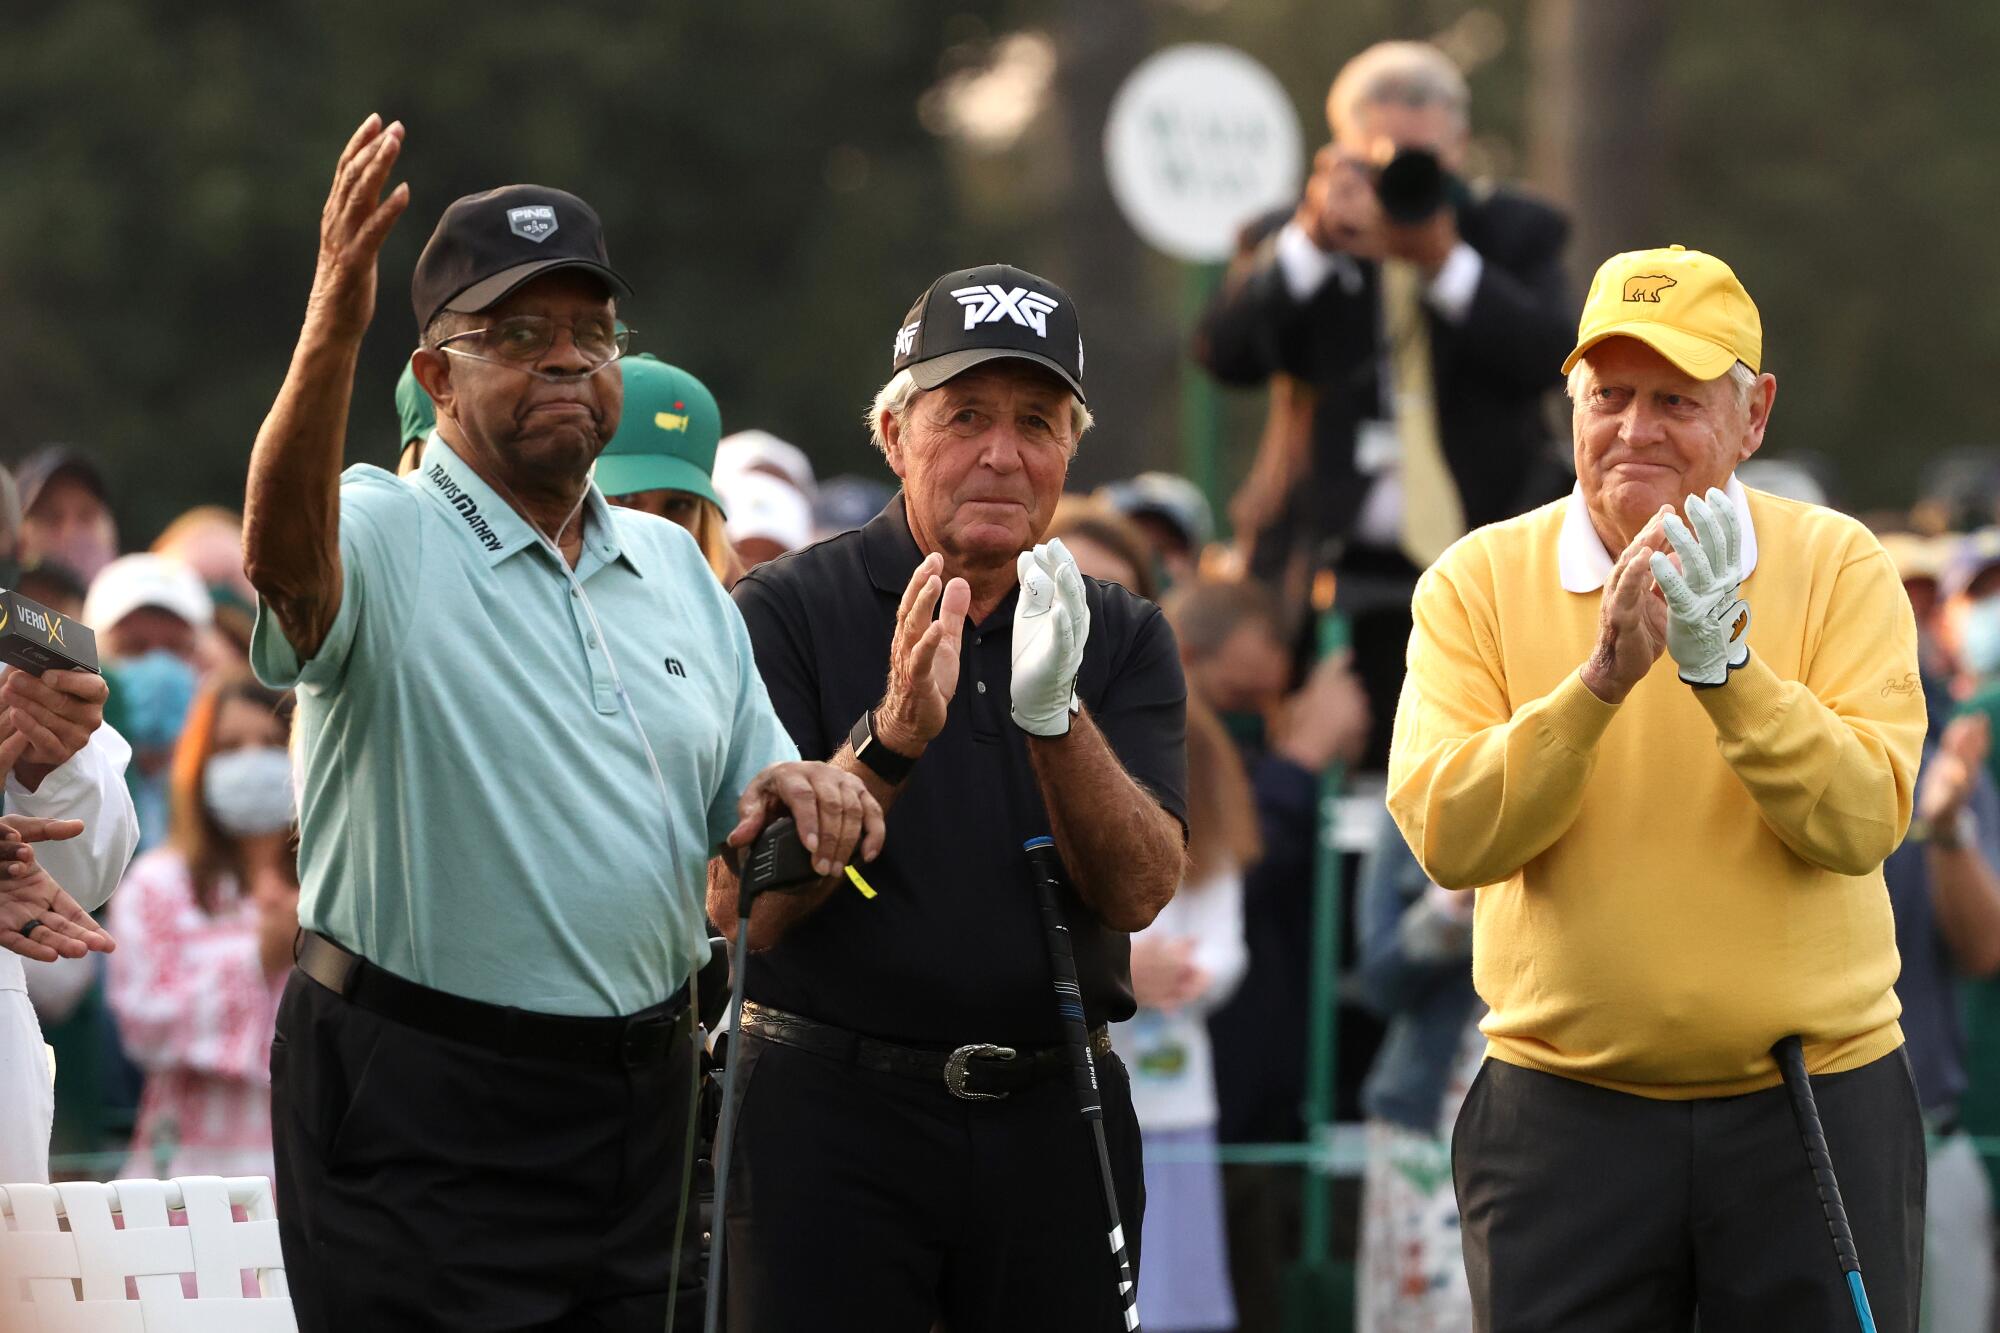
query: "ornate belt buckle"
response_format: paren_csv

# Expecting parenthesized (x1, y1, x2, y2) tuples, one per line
(944, 1043, 1016, 1100)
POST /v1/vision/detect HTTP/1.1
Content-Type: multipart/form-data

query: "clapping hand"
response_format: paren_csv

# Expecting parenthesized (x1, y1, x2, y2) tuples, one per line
(1650, 488, 1751, 688)
(1011, 539, 1090, 738)
(0, 816, 113, 963)
(1581, 507, 1673, 705)
(1130, 935, 1210, 1011)
(876, 553, 971, 756)
(1920, 713, 1991, 829)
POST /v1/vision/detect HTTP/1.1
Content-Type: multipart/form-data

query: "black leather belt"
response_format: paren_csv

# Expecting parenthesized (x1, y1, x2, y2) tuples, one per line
(296, 930, 689, 1069)
(738, 1000, 1111, 1101)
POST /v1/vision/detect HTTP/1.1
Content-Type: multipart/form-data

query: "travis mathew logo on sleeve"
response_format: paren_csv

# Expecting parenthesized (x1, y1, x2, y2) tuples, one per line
(951, 285, 1059, 337)
(665, 656, 687, 678)
(425, 463, 505, 552)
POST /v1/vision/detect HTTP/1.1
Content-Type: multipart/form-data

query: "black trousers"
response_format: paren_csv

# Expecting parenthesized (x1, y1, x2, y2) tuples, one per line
(723, 1031, 1145, 1333)
(1453, 1051, 1926, 1333)
(270, 970, 702, 1332)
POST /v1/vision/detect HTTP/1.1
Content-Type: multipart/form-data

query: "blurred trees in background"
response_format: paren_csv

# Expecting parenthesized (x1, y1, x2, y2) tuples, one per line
(2, 1, 1994, 544)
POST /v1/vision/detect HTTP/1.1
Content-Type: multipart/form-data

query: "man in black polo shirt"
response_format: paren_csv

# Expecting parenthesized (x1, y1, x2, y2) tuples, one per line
(710, 264, 1189, 1332)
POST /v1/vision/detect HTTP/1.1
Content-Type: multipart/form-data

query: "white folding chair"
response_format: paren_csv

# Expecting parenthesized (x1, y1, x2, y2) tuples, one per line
(0, 1175, 295, 1332)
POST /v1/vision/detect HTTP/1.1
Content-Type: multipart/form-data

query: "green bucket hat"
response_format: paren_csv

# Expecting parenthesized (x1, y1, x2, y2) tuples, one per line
(395, 360, 437, 449)
(592, 354, 724, 510)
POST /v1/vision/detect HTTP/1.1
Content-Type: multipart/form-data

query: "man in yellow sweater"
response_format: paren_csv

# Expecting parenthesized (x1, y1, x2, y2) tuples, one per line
(1389, 245, 1926, 1331)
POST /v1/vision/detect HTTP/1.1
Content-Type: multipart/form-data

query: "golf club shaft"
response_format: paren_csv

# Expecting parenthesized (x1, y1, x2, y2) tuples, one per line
(703, 920, 754, 1333)
(1771, 1035, 1878, 1333)
(1025, 837, 1141, 1333)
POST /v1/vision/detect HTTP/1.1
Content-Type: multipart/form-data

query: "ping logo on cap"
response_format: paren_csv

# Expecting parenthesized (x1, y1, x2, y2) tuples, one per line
(952, 285, 1059, 337)
(507, 205, 559, 244)
(1623, 274, 1676, 303)
(894, 321, 921, 357)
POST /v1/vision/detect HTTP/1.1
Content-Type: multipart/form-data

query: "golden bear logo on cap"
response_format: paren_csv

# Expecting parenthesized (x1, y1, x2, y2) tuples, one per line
(1623, 274, 1677, 303)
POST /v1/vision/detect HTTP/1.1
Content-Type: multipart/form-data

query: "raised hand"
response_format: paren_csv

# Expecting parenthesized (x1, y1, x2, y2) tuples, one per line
(308, 114, 411, 343)
(877, 552, 971, 755)
(0, 817, 113, 963)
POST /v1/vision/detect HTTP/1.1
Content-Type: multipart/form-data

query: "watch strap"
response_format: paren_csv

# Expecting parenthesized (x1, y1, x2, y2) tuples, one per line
(849, 709, 918, 785)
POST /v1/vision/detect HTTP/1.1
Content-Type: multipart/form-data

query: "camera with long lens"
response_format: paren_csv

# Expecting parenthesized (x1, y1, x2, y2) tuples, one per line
(1373, 147, 1465, 225)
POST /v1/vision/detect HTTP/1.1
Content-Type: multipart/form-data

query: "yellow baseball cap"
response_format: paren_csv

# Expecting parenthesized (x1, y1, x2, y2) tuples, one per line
(1562, 244, 1762, 379)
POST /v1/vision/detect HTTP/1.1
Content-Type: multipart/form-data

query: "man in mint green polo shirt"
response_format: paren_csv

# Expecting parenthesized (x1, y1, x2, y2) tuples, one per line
(241, 116, 884, 1332)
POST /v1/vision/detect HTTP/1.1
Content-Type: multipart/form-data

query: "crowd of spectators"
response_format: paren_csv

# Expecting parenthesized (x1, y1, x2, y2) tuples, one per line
(18, 353, 2000, 1331)
(15, 37, 2000, 1333)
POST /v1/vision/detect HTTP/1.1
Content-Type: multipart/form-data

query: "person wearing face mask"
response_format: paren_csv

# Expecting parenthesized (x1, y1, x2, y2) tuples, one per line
(84, 554, 214, 851)
(107, 674, 295, 1181)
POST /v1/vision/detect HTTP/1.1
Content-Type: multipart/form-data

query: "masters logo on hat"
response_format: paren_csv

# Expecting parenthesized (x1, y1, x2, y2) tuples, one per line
(890, 262, 1086, 404)
(590, 355, 725, 512)
(1563, 244, 1762, 380)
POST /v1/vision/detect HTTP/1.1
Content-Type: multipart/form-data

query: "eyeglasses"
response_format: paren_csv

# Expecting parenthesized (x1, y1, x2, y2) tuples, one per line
(435, 316, 633, 372)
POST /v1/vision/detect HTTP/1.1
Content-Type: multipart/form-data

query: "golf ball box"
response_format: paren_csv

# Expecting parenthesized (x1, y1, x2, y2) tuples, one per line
(0, 588, 99, 676)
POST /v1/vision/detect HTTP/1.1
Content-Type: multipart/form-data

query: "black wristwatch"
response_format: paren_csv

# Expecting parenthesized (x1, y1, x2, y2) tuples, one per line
(849, 708, 919, 785)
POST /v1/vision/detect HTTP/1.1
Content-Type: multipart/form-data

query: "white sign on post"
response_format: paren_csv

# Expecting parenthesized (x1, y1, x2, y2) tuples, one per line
(1104, 44, 1305, 263)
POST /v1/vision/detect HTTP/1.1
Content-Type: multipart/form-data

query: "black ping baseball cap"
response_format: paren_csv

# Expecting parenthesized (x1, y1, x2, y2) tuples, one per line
(411, 184, 633, 333)
(891, 263, 1085, 404)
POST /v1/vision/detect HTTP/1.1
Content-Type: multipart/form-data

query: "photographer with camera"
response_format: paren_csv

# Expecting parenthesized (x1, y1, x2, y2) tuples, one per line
(1197, 41, 1573, 768)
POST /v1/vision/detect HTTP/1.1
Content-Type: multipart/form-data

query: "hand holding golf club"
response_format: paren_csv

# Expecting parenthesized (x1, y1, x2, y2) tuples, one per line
(1650, 487, 1751, 688)
(1012, 538, 1090, 737)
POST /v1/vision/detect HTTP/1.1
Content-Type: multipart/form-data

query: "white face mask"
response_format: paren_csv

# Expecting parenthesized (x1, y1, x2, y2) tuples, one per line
(202, 746, 296, 838)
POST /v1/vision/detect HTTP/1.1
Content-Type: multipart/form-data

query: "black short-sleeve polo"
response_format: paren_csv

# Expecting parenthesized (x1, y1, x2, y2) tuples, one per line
(731, 497, 1188, 1046)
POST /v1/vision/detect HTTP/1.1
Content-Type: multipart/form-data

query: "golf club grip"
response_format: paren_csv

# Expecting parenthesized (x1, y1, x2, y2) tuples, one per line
(1025, 838, 1104, 1119)
(1772, 1035, 1862, 1275)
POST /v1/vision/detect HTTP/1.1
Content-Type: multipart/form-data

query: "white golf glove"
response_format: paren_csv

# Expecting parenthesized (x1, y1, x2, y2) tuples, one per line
(1649, 487, 1751, 687)
(1012, 538, 1090, 736)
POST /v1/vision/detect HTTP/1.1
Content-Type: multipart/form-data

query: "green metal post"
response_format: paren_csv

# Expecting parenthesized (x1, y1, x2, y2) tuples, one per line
(1284, 576, 1354, 1329)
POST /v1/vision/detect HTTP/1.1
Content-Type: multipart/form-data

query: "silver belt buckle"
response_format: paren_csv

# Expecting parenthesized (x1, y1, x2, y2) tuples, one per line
(944, 1043, 1016, 1100)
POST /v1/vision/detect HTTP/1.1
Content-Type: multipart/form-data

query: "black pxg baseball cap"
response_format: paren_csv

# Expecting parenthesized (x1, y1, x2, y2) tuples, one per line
(891, 263, 1086, 404)
(411, 184, 633, 334)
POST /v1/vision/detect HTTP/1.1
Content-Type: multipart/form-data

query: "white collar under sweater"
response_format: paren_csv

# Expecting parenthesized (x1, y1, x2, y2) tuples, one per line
(1558, 474, 1760, 594)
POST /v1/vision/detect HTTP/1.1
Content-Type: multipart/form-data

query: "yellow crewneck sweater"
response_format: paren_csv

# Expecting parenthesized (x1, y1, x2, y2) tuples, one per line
(1388, 487, 1925, 1097)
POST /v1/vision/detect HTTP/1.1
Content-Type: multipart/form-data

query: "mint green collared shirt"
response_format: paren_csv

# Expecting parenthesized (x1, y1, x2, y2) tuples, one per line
(252, 434, 796, 1016)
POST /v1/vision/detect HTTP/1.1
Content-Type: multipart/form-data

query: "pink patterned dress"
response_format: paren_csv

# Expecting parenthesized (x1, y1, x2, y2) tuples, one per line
(106, 848, 286, 1181)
